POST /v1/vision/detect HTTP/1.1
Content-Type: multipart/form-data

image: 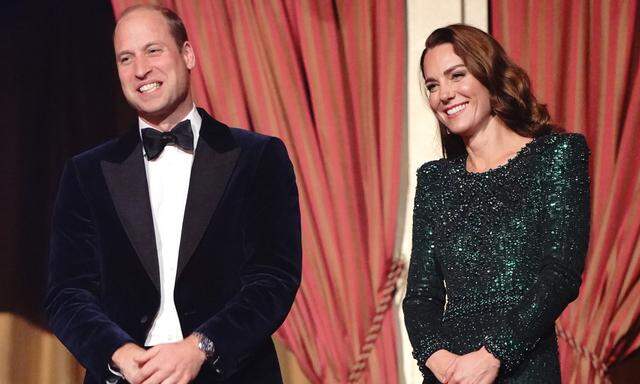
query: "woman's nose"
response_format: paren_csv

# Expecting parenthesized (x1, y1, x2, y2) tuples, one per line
(440, 82, 455, 102)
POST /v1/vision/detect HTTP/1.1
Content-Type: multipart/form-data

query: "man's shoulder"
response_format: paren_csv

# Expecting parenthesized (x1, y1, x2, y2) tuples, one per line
(228, 127, 275, 147)
(227, 127, 289, 155)
(225, 128, 293, 174)
(68, 128, 139, 170)
(71, 137, 122, 164)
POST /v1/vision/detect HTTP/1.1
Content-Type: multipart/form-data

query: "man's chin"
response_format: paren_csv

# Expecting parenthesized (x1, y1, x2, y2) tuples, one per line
(132, 103, 169, 118)
(128, 95, 191, 123)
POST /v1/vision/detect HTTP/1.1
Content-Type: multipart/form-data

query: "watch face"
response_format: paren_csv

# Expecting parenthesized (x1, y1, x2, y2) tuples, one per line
(197, 335, 214, 353)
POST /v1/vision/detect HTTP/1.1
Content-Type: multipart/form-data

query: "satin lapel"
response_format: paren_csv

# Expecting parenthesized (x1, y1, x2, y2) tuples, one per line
(101, 129, 160, 291)
(177, 110, 240, 278)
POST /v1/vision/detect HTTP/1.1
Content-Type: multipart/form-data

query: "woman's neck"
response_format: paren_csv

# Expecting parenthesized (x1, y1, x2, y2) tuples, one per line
(462, 118, 532, 172)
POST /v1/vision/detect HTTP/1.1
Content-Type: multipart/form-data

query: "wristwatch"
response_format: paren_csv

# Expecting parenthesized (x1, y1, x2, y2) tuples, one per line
(193, 332, 222, 374)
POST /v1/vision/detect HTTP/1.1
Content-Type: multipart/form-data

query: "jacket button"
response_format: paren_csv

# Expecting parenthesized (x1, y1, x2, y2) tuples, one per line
(140, 315, 149, 324)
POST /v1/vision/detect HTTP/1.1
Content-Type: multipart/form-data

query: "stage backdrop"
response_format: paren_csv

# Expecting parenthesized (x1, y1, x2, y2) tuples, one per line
(110, 1, 406, 383)
(0, 0, 134, 382)
(492, 1, 640, 383)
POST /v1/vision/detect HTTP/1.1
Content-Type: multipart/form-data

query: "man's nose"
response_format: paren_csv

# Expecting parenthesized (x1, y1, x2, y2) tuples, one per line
(134, 57, 152, 79)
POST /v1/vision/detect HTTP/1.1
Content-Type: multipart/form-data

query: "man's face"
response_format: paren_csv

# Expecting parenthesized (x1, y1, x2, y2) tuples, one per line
(113, 9, 195, 122)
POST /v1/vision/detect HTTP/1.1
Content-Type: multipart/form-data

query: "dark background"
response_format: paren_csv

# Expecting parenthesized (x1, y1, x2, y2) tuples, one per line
(0, 0, 134, 325)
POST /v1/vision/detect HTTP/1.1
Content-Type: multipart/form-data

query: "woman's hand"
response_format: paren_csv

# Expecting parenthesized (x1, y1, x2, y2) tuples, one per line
(426, 349, 459, 383)
(445, 347, 500, 384)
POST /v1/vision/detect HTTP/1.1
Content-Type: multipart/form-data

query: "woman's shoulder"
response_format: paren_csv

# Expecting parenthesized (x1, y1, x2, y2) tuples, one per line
(527, 133, 591, 188)
(417, 157, 459, 180)
(537, 132, 589, 156)
(415, 157, 463, 196)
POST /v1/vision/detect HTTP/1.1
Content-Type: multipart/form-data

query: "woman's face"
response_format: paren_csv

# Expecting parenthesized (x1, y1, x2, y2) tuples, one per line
(423, 43, 493, 137)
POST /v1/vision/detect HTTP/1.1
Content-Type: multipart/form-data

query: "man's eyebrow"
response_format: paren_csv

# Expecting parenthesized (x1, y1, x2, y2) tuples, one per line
(116, 49, 134, 58)
(116, 42, 165, 57)
(424, 64, 466, 82)
(144, 41, 164, 49)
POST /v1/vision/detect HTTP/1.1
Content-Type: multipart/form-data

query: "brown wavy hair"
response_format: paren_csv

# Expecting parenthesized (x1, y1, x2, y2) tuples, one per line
(421, 24, 558, 158)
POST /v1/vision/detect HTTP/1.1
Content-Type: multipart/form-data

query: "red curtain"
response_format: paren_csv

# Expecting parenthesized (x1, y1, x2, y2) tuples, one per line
(111, 1, 405, 383)
(492, 1, 640, 383)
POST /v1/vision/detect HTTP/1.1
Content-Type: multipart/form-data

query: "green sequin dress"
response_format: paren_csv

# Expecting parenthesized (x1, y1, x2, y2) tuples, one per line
(403, 133, 590, 383)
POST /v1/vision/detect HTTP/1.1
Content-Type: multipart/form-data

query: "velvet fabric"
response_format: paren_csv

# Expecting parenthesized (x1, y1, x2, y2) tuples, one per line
(110, 2, 405, 381)
(44, 108, 302, 383)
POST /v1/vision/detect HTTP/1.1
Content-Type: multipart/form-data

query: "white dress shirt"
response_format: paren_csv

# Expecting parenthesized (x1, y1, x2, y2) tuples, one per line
(139, 106, 202, 346)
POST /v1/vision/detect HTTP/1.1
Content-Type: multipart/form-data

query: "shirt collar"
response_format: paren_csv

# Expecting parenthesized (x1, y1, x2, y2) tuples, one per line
(138, 104, 202, 155)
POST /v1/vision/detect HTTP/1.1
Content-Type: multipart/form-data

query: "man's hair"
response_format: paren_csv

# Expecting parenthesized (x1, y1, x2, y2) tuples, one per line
(118, 5, 189, 49)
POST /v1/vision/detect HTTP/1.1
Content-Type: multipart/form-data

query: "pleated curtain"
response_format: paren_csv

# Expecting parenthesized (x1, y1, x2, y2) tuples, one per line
(491, 1, 640, 382)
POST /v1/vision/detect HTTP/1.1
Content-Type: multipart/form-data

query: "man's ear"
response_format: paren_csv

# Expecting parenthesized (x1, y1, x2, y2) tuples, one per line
(182, 41, 196, 70)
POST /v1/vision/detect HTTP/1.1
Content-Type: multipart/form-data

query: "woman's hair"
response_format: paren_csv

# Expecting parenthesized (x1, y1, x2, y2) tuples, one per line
(421, 24, 558, 158)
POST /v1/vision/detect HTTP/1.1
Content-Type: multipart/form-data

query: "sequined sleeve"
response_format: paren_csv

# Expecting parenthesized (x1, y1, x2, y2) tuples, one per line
(403, 161, 449, 377)
(482, 134, 590, 373)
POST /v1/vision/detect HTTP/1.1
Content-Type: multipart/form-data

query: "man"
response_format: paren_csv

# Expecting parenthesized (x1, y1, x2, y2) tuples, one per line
(45, 5, 301, 384)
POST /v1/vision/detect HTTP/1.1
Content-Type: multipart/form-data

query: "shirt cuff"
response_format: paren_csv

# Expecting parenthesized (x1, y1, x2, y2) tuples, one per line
(106, 363, 124, 384)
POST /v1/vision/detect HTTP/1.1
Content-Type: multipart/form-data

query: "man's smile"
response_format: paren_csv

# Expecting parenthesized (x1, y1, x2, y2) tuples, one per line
(138, 81, 162, 93)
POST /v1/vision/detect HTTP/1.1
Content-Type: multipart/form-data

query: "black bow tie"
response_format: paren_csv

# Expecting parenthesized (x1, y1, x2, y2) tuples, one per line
(141, 119, 194, 160)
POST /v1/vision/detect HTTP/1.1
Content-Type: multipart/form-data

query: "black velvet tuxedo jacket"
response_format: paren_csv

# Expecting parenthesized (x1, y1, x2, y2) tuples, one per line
(45, 109, 302, 383)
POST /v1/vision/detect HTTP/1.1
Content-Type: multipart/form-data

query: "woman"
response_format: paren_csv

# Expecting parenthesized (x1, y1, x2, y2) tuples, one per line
(403, 25, 590, 383)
